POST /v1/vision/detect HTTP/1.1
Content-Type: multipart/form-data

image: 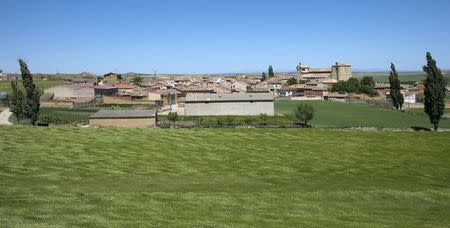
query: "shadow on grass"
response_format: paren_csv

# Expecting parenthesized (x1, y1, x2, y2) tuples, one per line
(411, 126, 432, 132)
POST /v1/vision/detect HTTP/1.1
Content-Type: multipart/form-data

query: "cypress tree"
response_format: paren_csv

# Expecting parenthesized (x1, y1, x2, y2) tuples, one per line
(261, 72, 267, 81)
(388, 63, 404, 110)
(10, 79, 24, 120)
(19, 59, 41, 125)
(422, 52, 447, 131)
(268, 65, 274, 78)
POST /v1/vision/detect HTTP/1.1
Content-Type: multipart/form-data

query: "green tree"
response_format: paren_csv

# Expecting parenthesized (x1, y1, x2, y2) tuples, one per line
(360, 76, 375, 87)
(268, 65, 274, 78)
(422, 52, 447, 131)
(331, 78, 360, 93)
(346, 78, 360, 93)
(19, 59, 41, 125)
(131, 75, 143, 86)
(388, 63, 404, 110)
(286, 77, 298, 86)
(295, 104, 315, 126)
(261, 72, 267, 81)
(167, 112, 180, 125)
(9, 79, 24, 120)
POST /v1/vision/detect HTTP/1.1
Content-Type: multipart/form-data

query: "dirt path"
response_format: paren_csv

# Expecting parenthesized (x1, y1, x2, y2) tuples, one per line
(0, 108, 12, 125)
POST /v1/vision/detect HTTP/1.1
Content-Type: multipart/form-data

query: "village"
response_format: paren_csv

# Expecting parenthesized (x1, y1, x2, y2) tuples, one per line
(1, 61, 447, 128)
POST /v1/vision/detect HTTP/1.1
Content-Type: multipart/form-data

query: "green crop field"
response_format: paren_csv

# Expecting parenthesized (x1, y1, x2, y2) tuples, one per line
(0, 80, 64, 95)
(353, 71, 450, 83)
(0, 126, 449, 227)
(38, 107, 99, 125)
(275, 100, 450, 129)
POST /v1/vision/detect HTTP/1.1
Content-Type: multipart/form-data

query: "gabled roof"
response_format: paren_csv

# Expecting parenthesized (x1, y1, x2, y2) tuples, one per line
(115, 84, 136, 89)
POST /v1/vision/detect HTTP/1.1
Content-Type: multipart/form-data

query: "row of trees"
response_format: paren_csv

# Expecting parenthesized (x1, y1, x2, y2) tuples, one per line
(9, 59, 41, 125)
(331, 77, 378, 96)
(386, 53, 446, 131)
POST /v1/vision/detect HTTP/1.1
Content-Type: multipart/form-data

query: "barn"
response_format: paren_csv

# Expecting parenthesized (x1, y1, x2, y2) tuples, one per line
(184, 93, 274, 116)
(89, 109, 156, 128)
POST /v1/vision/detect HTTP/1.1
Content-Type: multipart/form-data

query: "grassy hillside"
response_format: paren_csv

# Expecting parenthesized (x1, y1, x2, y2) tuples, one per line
(0, 126, 449, 227)
(276, 100, 450, 129)
(0, 80, 64, 95)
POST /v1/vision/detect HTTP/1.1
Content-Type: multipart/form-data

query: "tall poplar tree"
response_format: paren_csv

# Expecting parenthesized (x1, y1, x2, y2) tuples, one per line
(388, 63, 404, 110)
(268, 65, 274, 78)
(422, 52, 447, 131)
(10, 79, 24, 120)
(19, 59, 41, 125)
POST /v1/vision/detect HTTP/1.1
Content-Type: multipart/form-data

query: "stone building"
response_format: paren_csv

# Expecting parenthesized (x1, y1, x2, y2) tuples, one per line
(89, 109, 156, 128)
(296, 62, 352, 82)
(184, 93, 274, 116)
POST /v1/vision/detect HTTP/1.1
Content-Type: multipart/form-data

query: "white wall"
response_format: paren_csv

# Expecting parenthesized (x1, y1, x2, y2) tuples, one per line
(185, 101, 274, 116)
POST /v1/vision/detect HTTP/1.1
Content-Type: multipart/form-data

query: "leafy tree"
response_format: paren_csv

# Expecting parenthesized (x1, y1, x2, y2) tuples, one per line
(346, 78, 360, 93)
(422, 52, 447, 131)
(388, 63, 404, 110)
(331, 78, 360, 94)
(360, 76, 375, 87)
(19, 59, 40, 125)
(286, 77, 298, 86)
(131, 75, 143, 86)
(331, 81, 348, 94)
(0, 69, 3, 73)
(295, 104, 315, 126)
(167, 112, 180, 125)
(261, 72, 267, 81)
(359, 85, 378, 97)
(268, 65, 274, 78)
(9, 79, 24, 120)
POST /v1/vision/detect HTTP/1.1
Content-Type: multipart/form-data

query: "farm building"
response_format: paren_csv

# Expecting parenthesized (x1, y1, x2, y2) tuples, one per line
(115, 84, 136, 93)
(41, 84, 96, 108)
(184, 93, 274, 116)
(89, 109, 156, 128)
(101, 73, 122, 84)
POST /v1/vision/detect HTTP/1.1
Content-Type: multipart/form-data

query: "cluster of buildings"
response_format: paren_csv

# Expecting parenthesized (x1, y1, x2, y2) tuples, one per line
(2, 61, 446, 128)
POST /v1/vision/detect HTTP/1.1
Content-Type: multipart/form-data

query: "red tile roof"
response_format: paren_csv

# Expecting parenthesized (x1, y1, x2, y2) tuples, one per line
(115, 84, 136, 89)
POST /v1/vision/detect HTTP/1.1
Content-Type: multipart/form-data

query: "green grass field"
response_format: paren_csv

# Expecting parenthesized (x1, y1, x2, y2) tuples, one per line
(38, 107, 99, 125)
(0, 80, 64, 95)
(276, 100, 450, 129)
(0, 126, 449, 227)
(353, 71, 450, 83)
(407, 108, 450, 115)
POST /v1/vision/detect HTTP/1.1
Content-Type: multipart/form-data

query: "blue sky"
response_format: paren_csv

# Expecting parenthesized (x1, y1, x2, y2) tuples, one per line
(1, 0, 450, 74)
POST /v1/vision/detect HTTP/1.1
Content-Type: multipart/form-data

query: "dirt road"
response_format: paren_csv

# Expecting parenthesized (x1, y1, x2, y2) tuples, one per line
(0, 108, 12, 125)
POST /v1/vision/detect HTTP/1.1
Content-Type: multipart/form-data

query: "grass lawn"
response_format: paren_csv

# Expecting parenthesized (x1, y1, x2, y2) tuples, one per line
(275, 100, 450, 129)
(407, 108, 450, 115)
(0, 80, 64, 95)
(0, 126, 449, 226)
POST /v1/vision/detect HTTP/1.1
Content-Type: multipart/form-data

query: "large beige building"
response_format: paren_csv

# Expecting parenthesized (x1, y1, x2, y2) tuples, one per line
(184, 93, 275, 116)
(296, 62, 352, 82)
